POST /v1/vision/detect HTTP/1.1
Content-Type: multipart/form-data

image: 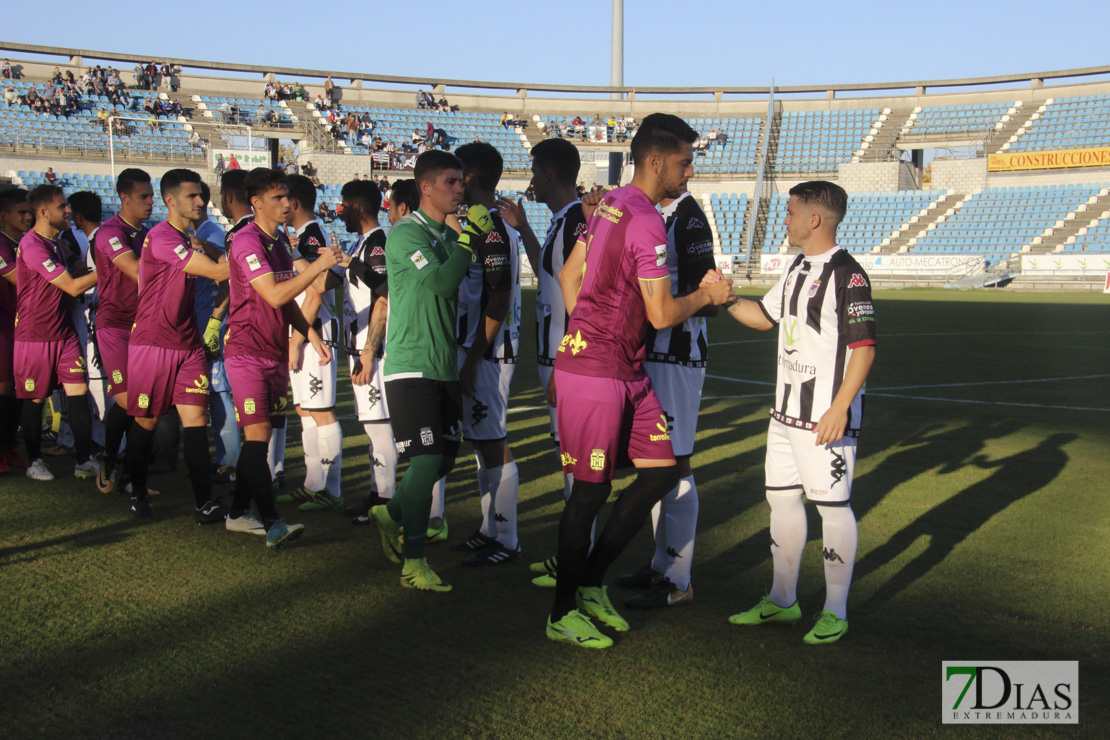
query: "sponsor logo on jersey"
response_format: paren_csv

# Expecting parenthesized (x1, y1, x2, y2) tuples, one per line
(186, 374, 210, 394)
(560, 452, 577, 467)
(445, 422, 462, 442)
(484, 253, 508, 269)
(782, 318, 800, 355)
(589, 449, 606, 471)
(274, 397, 289, 413)
(654, 243, 667, 267)
(396, 439, 411, 454)
(246, 254, 263, 271)
(558, 330, 588, 356)
(410, 250, 429, 270)
(173, 243, 190, 261)
(597, 202, 624, 224)
(42, 258, 57, 271)
(138, 393, 150, 409)
(687, 217, 704, 230)
(420, 427, 434, 446)
(847, 301, 874, 317)
(847, 273, 868, 289)
(650, 414, 671, 442)
(809, 279, 822, 298)
(243, 398, 256, 415)
(778, 354, 817, 377)
(109, 236, 124, 252)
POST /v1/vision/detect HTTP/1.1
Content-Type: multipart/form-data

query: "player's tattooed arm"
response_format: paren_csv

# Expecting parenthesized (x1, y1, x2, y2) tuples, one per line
(725, 297, 775, 331)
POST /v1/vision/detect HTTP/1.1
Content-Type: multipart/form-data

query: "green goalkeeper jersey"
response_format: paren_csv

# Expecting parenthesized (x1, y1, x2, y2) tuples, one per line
(383, 209, 472, 381)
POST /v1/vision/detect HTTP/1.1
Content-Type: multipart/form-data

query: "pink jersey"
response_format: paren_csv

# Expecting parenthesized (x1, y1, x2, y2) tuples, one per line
(225, 222, 295, 363)
(130, 220, 201, 350)
(554, 184, 670, 382)
(15, 229, 74, 342)
(93, 214, 148, 331)
(0, 230, 18, 333)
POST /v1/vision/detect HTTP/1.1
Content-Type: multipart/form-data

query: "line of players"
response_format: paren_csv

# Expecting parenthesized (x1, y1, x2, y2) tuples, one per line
(0, 114, 874, 647)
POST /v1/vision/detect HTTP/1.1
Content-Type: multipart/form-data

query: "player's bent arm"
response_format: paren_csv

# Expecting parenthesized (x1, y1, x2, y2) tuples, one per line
(683, 280, 720, 318)
(250, 260, 331, 309)
(725, 297, 776, 331)
(464, 290, 510, 365)
(365, 296, 388, 355)
(111, 249, 141, 283)
(1, 270, 15, 286)
(50, 270, 98, 297)
(640, 277, 732, 330)
(211, 286, 229, 321)
(814, 344, 875, 446)
(181, 251, 230, 282)
(417, 242, 472, 298)
(558, 239, 587, 314)
(494, 197, 540, 274)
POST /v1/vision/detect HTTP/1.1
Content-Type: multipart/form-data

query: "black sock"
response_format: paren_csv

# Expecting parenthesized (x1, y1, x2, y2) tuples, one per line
(232, 440, 275, 520)
(126, 423, 155, 499)
(552, 479, 612, 621)
(0, 395, 17, 451)
(66, 393, 92, 464)
(21, 400, 42, 462)
(580, 467, 679, 588)
(102, 402, 132, 470)
(183, 426, 213, 508)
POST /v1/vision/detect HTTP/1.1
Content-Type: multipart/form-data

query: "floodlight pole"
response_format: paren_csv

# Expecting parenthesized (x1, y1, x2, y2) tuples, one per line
(610, 0, 623, 101)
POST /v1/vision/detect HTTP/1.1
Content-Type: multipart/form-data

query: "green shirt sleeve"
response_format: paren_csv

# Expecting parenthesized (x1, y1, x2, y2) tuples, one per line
(387, 221, 470, 300)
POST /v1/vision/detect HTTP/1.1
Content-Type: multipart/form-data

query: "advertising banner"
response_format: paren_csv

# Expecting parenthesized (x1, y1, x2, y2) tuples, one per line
(1021, 254, 1110, 276)
(988, 147, 1110, 172)
(761, 253, 985, 276)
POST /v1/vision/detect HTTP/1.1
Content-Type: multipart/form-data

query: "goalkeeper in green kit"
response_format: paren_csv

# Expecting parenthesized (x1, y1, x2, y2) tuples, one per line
(369, 150, 494, 592)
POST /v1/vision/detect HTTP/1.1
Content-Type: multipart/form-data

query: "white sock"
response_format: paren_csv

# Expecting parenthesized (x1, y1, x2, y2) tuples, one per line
(430, 478, 446, 519)
(767, 490, 807, 608)
(364, 421, 396, 500)
(317, 421, 342, 499)
(300, 416, 322, 491)
(488, 460, 519, 550)
(475, 452, 494, 538)
(268, 425, 287, 477)
(817, 503, 858, 620)
(651, 475, 698, 591)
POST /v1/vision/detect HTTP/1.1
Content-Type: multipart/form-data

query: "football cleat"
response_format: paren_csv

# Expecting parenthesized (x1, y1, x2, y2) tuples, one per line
(803, 610, 849, 645)
(400, 558, 452, 592)
(449, 529, 495, 552)
(96, 461, 118, 494)
(26, 458, 54, 481)
(74, 458, 100, 479)
(195, 499, 229, 524)
(426, 517, 448, 543)
(276, 485, 321, 504)
(576, 586, 629, 632)
(546, 610, 612, 649)
(211, 465, 236, 484)
(370, 504, 402, 563)
(463, 541, 521, 566)
(616, 563, 661, 589)
(3, 449, 28, 469)
(265, 519, 305, 550)
(298, 492, 344, 511)
(624, 578, 693, 609)
(532, 573, 556, 588)
(529, 555, 557, 575)
(225, 510, 267, 536)
(728, 595, 802, 626)
(130, 496, 155, 519)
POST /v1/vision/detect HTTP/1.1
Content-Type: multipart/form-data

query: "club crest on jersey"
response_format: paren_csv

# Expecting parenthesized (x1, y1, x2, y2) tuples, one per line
(243, 398, 256, 415)
(420, 427, 434, 446)
(112, 370, 123, 384)
(24, 379, 34, 392)
(246, 254, 263, 271)
(847, 273, 868, 288)
(808, 279, 822, 298)
(654, 244, 667, 267)
(687, 217, 704, 230)
(173, 243, 190, 260)
(410, 250, 429, 270)
(109, 236, 124, 251)
(589, 449, 606, 471)
(137, 393, 150, 409)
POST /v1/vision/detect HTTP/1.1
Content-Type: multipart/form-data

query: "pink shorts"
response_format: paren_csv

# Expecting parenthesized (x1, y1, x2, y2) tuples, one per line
(0, 331, 13, 385)
(554, 369, 674, 483)
(225, 354, 290, 428)
(14, 334, 87, 399)
(127, 344, 209, 418)
(97, 326, 131, 398)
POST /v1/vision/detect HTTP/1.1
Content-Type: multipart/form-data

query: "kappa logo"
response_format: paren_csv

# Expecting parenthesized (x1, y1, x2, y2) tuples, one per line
(494, 513, 507, 523)
(370, 246, 385, 257)
(770, 535, 779, 548)
(471, 400, 488, 426)
(112, 370, 123, 384)
(138, 393, 150, 409)
(243, 398, 256, 415)
(485, 231, 504, 244)
(420, 427, 434, 446)
(560, 452, 577, 467)
(823, 547, 845, 564)
(666, 546, 683, 559)
(830, 450, 846, 484)
(372, 455, 386, 468)
(367, 384, 381, 407)
(687, 217, 704, 230)
(308, 374, 323, 398)
(589, 449, 605, 471)
(573, 223, 588, 237)
(847, 273, 868, 289)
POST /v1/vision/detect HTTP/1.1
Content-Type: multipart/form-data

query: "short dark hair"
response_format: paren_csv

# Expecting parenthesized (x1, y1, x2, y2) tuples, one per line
(116, 167, 152, 196)
(68, 191, 103, 223)
(198, 180, 211, 206)
(0, 186, 28, 213)
(788, 181, 848, 225)
(530, 138, 580, 186)
(285, 174, 317, 212)
(160, 168, 201, 199)
(221, 169, 248, 205)
(244, 167, 287, 202)
(454, 141, 503, 192)
(340, 179, 382, 215)
(389, 179, 419, 213)
(413, 150, 461, 188)
(630, 113, 698, 166)
(28, 184, 64, 213)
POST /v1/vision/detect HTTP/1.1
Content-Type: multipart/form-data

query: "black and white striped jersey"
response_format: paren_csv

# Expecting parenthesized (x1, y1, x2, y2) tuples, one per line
(759, 247, 877, 435)
(342, 227, 388, 358)
(645, 193, 716, 367)
(536, 201, 586, 366)
(456, 210, 521, 363)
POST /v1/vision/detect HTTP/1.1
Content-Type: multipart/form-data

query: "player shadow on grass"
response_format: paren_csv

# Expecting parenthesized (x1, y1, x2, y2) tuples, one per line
(853, 430, 1077, 607)
(0, 519, 138, 567)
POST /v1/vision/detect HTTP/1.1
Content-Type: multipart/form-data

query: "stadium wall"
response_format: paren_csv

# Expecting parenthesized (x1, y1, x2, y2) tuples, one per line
(0, 155, 216, 187)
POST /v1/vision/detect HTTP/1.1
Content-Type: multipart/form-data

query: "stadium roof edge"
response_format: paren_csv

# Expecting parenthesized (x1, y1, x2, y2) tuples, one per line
(3, 41, 1110, 96)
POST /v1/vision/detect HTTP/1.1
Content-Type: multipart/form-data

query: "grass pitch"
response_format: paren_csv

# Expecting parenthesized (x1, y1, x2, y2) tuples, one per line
(2, 288, 1108, 739)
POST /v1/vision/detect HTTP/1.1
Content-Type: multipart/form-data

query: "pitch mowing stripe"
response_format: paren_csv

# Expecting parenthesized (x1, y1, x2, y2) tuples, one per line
(709, 329, 1110, 347)
(866, 392, 1110, 412)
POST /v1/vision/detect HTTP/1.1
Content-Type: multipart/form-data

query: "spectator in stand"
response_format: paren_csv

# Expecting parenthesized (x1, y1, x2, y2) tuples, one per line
(44, 168, 57, 184)
(411, 128, 424, 145)
(313, 174, 323, 190)
(133, 62, 147, 89)
(228, 155, 241, 171)
(324, 76, 335, 103)
(160, 63, 174, 91)
(51, 67, 63, 84)
(215, 154, 226, 176)
(107, 68, 121, 88)
(256, 104, 267, 123)
(4, 86, 17, 105)
(303, 161, 317, 179)
(438, 96, 450, 112)
(426, 121, 434, 142)
(1, 59, 11, 79)
(416, 90, 427, 109)
(500, 112, 511, 128)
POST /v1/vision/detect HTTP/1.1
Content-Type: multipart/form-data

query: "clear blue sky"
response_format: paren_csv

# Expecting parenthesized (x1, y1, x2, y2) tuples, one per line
(2, 0, 1106, 90)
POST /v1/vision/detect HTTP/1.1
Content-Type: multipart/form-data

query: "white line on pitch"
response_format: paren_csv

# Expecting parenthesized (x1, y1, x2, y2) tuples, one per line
(872, 373, 1110, 391)
(867, 392, 1109, 413)
(709, 330, 1110, 347)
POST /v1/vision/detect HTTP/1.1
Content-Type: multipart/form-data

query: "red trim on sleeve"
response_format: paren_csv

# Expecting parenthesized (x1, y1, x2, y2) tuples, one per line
(848, 339, 876, 349)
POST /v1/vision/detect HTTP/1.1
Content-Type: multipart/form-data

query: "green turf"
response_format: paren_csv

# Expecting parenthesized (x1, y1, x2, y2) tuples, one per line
(2, 287, 1108, 738)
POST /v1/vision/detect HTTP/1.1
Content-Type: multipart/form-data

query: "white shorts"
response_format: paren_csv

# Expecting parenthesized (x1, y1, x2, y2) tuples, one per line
(645, 362, 705, 457)
(75, 307, 106, 418)
(538, 363, 558, 443)
(459, 346, 513, 442)
(348, 353, 390, 421)
(764, 419, 856, 503)
(290, 318, 338, 410)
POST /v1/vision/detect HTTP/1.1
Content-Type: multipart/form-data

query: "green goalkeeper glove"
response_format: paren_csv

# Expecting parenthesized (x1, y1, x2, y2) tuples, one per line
(455, 204, 495, 260)
(203, 316, 222, 360)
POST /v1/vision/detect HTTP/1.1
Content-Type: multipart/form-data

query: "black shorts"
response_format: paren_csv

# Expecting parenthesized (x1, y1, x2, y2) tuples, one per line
(384, 377, 462, 462)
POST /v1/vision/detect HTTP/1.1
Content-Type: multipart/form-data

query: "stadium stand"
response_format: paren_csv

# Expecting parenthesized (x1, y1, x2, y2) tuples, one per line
(709, 193, 749, 253)
(900, 102, 1015, 138)
(1006, 95, 1110, 152)
(774, 110, 881, 173)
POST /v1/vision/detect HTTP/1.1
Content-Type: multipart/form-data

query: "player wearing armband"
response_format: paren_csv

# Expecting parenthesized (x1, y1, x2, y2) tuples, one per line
(721, 180, 876, 645)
